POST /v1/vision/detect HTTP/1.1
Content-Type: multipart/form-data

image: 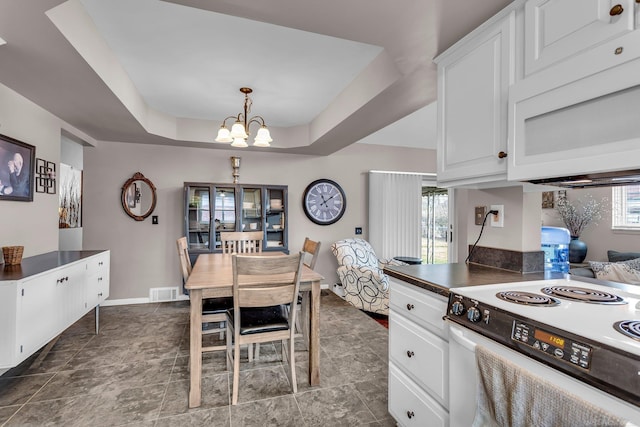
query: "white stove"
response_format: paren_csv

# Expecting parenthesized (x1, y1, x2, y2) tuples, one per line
(446, 277, 640, 426)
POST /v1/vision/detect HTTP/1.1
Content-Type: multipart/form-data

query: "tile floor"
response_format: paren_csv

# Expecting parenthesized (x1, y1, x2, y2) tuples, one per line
(0, 291, 394, 426)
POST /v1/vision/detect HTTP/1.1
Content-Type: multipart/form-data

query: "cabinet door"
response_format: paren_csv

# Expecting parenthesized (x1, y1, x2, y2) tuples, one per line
(265, 186, 287, 251)
(437, 12, 514, 187)
(213, 185, 237, 250)
(17, 273, 59, 363)
(57, 262, 87, 329)
(185, 185, 212, 251)
(240, 187, 262, 232)
(525, 0, 635, 76)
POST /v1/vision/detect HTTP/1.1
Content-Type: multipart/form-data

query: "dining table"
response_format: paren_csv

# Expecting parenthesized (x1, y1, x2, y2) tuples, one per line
(185, 251, 324, 408)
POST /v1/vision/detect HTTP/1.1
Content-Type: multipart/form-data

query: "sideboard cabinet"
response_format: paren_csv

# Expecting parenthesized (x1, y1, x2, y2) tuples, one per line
(0, 250, 110, 371)
(183, 182, 288, 258)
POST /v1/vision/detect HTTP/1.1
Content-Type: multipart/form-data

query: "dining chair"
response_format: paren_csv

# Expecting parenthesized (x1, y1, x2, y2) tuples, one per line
(295, 238, 321, 348)
(220, 231, 263, 254)
(177, 237, 232, 353)
(226, 252, 304, 405)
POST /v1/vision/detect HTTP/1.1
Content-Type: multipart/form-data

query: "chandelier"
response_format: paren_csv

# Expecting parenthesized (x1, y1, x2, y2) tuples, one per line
(214, 87, 272, 148)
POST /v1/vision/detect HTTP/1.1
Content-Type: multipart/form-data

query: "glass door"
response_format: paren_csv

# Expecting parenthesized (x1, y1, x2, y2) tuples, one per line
(213, 186, 236, 250)
(422, 186, 449, 263)
(265, 187, 286, 250)
(241, 187, 262, 232)
(186, 186, 211, 251)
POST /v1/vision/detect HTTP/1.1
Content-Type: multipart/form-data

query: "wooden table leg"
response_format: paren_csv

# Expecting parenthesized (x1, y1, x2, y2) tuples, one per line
(188, 289, 203, 408)
(308, 280, 320, 386)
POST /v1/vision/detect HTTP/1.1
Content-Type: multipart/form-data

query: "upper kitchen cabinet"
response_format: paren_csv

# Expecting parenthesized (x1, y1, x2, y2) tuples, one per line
(508, 1, 640, 182)
(524, 0, 637, 77)
(184, 183, 288, 257)
(435, 6, 518, 188)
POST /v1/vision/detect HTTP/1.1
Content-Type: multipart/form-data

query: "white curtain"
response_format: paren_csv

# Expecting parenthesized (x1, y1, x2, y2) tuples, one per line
(369, 171, 423, 260)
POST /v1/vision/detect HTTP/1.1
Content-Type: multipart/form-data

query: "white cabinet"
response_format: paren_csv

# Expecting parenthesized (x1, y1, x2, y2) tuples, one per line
(524, 0, 636, 76)
(388, 278, 449, 426)
(0, 251, 110, 370)
(435, 8, 516, 188)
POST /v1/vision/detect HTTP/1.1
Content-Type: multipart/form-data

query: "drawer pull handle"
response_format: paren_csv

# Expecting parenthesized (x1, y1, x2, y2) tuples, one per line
(406, 303, 414, 311)
(615, 47, 623, 55)
(407, 411, 415, 419)
(497, 151, 507, 159)
(610, 4, 624, 15)
(406, 350, 415, 358)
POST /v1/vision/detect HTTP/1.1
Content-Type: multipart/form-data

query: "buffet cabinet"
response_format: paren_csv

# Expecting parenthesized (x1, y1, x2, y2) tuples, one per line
(388, 278, 449, 427)
(183, 182, 288, 258)
(0, 250, 110, 370)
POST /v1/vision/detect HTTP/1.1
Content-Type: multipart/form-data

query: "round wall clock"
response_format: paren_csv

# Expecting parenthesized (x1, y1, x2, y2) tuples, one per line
(302, 179, 346, 225)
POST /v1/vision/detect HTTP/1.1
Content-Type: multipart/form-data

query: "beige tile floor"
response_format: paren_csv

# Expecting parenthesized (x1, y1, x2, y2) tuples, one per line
(0, 291, 394, 426)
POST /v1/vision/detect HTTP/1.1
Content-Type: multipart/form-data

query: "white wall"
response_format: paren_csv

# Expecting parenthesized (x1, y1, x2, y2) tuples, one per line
(0, 84, 61, 257)
(83, 140, 436, 300)
(542, 187, 638, 262)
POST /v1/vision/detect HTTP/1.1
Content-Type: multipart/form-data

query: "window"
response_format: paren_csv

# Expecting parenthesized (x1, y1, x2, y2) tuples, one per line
(612, 185, 640, 230)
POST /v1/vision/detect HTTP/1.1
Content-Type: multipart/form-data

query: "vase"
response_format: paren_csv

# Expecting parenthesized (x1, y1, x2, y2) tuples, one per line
(569, 236, 588, 263)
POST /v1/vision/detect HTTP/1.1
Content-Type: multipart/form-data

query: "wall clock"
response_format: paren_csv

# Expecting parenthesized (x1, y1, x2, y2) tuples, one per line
(302, 179, 346, 225)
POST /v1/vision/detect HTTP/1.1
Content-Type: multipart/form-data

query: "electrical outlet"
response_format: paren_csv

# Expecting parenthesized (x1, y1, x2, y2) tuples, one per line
(475, 206, 486, 225)
(490, 205, 504, 228)
(152, 215, 158, 224)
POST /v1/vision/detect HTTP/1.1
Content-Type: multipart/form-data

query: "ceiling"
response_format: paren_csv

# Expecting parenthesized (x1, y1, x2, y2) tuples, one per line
(0, 0, 512, 155)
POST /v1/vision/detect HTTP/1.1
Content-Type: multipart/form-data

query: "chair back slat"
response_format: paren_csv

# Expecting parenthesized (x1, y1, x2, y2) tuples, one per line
(221, 231, 263, 254)
(232, 253, 303, 315)
(176, 237, 192, 283)
(302, 237, 321, 269)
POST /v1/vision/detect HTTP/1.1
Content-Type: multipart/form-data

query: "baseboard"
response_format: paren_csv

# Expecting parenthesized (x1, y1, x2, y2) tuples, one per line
(101, 294, 189, 307)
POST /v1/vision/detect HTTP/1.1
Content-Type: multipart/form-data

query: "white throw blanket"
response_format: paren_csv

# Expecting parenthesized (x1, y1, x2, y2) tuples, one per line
(472, 345, 629, 427)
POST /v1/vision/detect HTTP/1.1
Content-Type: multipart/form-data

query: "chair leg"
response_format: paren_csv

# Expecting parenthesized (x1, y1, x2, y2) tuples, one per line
(248, 344, 254, 362)
(232, 339, 241, 405)
(226, 323, 233, 372)
(289, 338, 297, 394)
(254, 343, 261, 360)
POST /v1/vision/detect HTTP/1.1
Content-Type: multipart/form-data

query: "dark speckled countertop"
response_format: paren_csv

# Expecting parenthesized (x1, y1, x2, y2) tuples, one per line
(384, 263, 565, 298)
(0, 250, 107, 281)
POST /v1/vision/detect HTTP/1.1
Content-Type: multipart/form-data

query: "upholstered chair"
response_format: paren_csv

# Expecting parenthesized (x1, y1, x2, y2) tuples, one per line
(330, 238, 406, 315)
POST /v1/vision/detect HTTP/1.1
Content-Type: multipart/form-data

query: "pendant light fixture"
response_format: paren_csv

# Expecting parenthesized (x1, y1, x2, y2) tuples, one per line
(215, 87, 272, 148)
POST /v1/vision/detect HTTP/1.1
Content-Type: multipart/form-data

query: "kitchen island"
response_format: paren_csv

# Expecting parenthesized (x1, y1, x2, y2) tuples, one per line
(384, 262, 563, 427)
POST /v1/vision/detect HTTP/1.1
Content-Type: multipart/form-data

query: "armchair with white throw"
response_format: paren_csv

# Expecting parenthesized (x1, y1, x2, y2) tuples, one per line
(330, 238, 407, 315)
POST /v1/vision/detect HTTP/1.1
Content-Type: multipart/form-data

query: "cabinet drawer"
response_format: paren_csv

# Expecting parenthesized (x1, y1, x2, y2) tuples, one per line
(389, 313, 448, 406)
(389, 363, 448, 427)
(389, 279, 448, 338)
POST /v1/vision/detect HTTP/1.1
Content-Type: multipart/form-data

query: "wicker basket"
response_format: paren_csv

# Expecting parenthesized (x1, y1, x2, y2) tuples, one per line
(2, 246, 24, 265)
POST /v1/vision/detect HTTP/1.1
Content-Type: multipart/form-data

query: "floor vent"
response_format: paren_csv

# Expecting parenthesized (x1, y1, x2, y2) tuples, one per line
(149, 287, 179, 302)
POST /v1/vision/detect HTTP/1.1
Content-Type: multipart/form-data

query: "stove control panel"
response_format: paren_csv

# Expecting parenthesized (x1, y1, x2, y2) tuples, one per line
(511, 321, 592, 370)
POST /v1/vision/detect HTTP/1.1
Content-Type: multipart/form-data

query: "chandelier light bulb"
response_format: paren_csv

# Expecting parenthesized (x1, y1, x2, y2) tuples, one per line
(231, 137, 248, 148)
(215, 87, 272, 148)
(215, 126, 232, 143)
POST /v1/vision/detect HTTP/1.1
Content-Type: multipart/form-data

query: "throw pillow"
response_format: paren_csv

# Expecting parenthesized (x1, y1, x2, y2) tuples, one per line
(589, 258, 640, 285)
(607, 250, 640, 263)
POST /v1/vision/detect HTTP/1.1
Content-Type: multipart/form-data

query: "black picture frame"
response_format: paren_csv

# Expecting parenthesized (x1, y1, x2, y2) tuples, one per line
(0, 133, 36, 202)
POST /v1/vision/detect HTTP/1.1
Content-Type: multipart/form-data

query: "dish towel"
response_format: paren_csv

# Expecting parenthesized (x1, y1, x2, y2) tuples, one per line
(472, 344, 629, 427)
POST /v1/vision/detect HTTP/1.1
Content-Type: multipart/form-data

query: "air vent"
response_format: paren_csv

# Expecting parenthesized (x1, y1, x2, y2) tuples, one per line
(149, 287, 179, 302)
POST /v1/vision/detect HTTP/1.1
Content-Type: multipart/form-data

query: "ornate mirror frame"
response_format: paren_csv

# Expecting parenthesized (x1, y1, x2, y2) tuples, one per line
(121, 172, 157, 221)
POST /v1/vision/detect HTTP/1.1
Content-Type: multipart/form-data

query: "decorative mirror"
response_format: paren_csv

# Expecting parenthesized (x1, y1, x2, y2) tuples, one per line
(121, 172, 157, 221)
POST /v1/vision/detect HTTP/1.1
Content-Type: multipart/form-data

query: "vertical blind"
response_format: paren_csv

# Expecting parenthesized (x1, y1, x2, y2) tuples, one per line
(369, 171, 423, 260)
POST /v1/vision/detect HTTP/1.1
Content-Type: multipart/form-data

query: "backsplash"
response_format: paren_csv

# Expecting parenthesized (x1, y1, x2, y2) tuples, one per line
(468, 245, 544, 273)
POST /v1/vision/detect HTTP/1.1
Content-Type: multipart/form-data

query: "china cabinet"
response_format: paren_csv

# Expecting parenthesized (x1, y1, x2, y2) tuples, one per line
(183, 182, 288, 259)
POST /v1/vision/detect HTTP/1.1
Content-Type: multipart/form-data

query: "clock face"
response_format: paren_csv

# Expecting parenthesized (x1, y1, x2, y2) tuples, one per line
(302, 179, 346, 225)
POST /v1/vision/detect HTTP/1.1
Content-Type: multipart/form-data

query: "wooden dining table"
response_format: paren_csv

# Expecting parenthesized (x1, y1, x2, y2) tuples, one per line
(185, 252, 324, 408)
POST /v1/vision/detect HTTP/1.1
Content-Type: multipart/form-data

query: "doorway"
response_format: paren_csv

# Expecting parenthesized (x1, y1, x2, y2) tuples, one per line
(422, 186, 449, 264)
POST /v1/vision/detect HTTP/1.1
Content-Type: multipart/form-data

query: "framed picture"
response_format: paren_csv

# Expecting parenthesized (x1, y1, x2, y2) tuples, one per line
(0, 133, 36, 202)
(542, 191, 555, 209)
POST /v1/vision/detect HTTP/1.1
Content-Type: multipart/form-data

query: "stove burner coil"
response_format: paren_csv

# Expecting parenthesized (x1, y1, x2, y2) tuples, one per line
(541, 286, 626, 305)
(496, 291, 560, 306)
(614, 320, 640, 341)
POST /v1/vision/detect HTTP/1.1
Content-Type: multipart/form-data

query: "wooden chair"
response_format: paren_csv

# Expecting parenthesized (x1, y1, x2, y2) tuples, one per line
(226, 252, 304, 405)
(296, 238, 321, 348)
(177, 237, 232, 353)
(220, 231, 263, 254)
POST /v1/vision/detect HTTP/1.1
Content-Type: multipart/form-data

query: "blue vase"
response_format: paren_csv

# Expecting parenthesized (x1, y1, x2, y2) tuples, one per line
(569, 236, 588, 263)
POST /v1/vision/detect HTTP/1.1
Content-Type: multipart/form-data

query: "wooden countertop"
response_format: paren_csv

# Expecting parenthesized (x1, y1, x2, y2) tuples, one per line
(0, 250, 107, 281)
(384, 263, 564, 297)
